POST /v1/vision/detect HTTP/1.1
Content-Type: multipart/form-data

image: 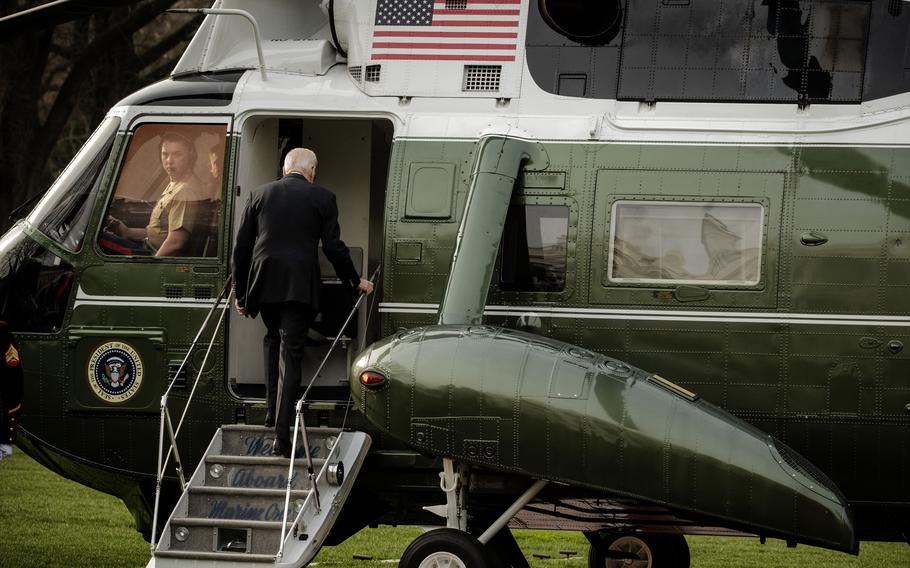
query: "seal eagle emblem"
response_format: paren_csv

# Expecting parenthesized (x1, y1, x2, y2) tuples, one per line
(87, 341, 143, 403)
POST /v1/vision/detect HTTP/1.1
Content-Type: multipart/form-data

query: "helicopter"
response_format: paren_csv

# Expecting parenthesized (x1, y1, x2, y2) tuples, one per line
(0, 0, 908, 566)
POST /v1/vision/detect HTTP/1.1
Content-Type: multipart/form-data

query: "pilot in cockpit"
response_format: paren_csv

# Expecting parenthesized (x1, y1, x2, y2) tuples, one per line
(105, 132, 207, 257)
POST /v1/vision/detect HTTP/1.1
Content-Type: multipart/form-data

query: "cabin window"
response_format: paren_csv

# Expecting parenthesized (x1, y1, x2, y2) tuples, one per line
(500, 205, 569, 292)
(98, 123, 227, 258)
(28, 117, 120, 252)
(608, 201, 763, 286)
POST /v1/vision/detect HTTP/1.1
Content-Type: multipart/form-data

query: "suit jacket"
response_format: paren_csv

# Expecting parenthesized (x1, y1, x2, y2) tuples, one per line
(232, 173, 360, 317)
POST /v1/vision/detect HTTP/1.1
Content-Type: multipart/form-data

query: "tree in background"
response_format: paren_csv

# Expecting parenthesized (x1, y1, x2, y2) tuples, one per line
(0, 0, 206, 231)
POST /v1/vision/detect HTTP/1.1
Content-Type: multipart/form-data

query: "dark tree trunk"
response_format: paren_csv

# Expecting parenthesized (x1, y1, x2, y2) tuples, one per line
(0, 0, 202, 232)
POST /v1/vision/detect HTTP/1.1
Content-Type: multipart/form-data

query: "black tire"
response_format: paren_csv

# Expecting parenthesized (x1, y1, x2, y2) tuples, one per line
(399, 528, 501, 568)
(587, 533, 690, 568)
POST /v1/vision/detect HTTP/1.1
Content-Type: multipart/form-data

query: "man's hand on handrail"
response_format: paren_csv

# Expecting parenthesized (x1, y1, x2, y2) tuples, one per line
(357, 278, 374, 295)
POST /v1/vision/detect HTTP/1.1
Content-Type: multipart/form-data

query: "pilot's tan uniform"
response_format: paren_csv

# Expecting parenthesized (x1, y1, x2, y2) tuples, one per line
(146, 176, 206, 250)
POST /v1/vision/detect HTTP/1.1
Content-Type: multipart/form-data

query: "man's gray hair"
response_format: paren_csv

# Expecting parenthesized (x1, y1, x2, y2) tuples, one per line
(283, 148, 317, 172)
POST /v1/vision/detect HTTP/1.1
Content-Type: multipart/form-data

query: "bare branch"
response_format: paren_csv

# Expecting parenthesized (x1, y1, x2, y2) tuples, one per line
(136, 16, 197, 71)
(25, 0, 178, 185)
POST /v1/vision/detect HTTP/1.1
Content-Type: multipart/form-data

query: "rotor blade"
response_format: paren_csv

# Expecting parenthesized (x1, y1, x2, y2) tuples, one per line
(0, 0, 145, 39)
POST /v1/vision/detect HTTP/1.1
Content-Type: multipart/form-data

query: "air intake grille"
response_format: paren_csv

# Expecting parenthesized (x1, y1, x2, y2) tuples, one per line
(365, 64, 382, 83)
(349, 66, 362, 83)
(446, 0, 468, 8)
(193, 286, 213, 300)
(168, 360, 187, 388)
(773, 439, 844, 501)
(463, 65, 501, 92)
(164, 285, 183, 299)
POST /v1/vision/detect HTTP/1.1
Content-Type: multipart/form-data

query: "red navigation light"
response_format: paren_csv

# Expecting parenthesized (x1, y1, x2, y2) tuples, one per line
(359, 370, 386, 388)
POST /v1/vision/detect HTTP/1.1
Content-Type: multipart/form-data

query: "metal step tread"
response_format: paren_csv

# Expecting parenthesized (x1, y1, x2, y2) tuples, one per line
(221, 424, 343, 435)
(205, 454, 327, 467)
(154, 550, 275, 563)
(189, 486, 310, 498)
(169, 517, 285, 530)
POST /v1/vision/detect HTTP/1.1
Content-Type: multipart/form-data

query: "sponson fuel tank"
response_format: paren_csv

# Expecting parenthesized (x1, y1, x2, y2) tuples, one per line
(352, 324, 857, 554)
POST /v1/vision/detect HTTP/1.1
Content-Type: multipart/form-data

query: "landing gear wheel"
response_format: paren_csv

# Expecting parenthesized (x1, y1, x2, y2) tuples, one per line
(399, 528, 501, 568)
(587, 533, 690, 568)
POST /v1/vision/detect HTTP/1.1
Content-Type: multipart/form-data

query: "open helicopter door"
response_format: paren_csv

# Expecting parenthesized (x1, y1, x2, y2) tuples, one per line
(227, 115, 392, 406)
(69, 114, 232, 417)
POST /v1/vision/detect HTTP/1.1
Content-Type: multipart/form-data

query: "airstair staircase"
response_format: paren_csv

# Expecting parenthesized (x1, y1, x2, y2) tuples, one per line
(148, 425, 371, 567)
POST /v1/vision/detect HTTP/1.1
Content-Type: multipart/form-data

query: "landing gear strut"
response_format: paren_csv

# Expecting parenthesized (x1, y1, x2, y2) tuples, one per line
(401, 458, 549, 568)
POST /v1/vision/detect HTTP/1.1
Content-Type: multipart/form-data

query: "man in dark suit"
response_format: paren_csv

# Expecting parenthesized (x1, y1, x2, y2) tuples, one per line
(232, 148, 373, 458)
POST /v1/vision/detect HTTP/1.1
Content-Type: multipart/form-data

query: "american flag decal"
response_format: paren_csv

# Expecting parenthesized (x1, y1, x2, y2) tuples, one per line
(372, 0, 521, 62)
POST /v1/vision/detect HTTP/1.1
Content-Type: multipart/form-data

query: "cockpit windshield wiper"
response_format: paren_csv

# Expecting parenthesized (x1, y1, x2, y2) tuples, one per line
(7, 190, 45, 222)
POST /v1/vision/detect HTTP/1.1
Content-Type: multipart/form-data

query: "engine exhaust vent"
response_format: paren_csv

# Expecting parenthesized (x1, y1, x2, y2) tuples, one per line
(463, 65, 501, 92)
(349, 65, 362, 83)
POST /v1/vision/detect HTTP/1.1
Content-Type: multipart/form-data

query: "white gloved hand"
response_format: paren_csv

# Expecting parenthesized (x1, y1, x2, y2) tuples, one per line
(0, 444, 12, 460)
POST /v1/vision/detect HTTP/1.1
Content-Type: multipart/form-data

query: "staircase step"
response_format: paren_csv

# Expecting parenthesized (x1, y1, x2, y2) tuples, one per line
(203, 455, 325, 490)
(166, 517, 287, 555)
(173, 517, 285, 530)
(187, 486, 311, 523)
(149, 426, 372, 568)
(220, 425, 343, 458)
(154, 550, 275, 563)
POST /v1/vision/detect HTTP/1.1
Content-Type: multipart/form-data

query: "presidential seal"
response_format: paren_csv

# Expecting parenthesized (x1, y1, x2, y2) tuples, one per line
(87, 341, 143, 403)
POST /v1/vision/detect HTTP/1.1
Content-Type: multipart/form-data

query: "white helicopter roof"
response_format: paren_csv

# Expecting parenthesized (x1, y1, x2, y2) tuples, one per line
(173, 0, 525, 99)
(159, 0, 910, 147)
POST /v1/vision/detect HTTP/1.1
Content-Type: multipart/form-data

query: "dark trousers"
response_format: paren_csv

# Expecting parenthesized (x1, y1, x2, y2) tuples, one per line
(260, 302, 316, 444)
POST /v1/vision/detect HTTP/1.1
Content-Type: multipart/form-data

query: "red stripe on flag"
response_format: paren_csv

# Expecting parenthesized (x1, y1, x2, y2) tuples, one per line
(372, 53, 515, 61)
(372, 42, 516, 50)
(373, 30, 518, 38)
(433, 9, 520, 16)
(430, 19, 518, 26)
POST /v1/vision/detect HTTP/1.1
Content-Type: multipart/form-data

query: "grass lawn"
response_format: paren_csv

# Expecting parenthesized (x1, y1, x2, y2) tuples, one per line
(0, 450, 907, 567)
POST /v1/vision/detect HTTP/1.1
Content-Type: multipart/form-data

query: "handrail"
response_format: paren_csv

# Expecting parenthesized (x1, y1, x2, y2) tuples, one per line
(167, 8, 268, 81)
(277, 264, 381, 559)
(150, 278, 233, 554)
(278, 428, 346, 560)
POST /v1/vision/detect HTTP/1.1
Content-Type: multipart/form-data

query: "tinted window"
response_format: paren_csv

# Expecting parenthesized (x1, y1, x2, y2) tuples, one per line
(98, 123, 227, 258)
(619, 0, 869, 103)
(501, 205, 569, 292)
(527, 0, 873, 104)
(609, 202, 763, 286)
(28, 117, 119, 252)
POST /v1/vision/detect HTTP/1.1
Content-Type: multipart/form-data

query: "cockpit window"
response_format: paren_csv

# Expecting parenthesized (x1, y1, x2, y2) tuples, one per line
(97, 123, 227, 258)
(500, 205, 569, 292)
(27, 117, 120, 252)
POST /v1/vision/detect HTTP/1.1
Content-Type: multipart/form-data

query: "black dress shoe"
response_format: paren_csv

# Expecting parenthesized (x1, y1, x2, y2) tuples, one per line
(271, 439, 291, 458)
(264, 412, 275, 428)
